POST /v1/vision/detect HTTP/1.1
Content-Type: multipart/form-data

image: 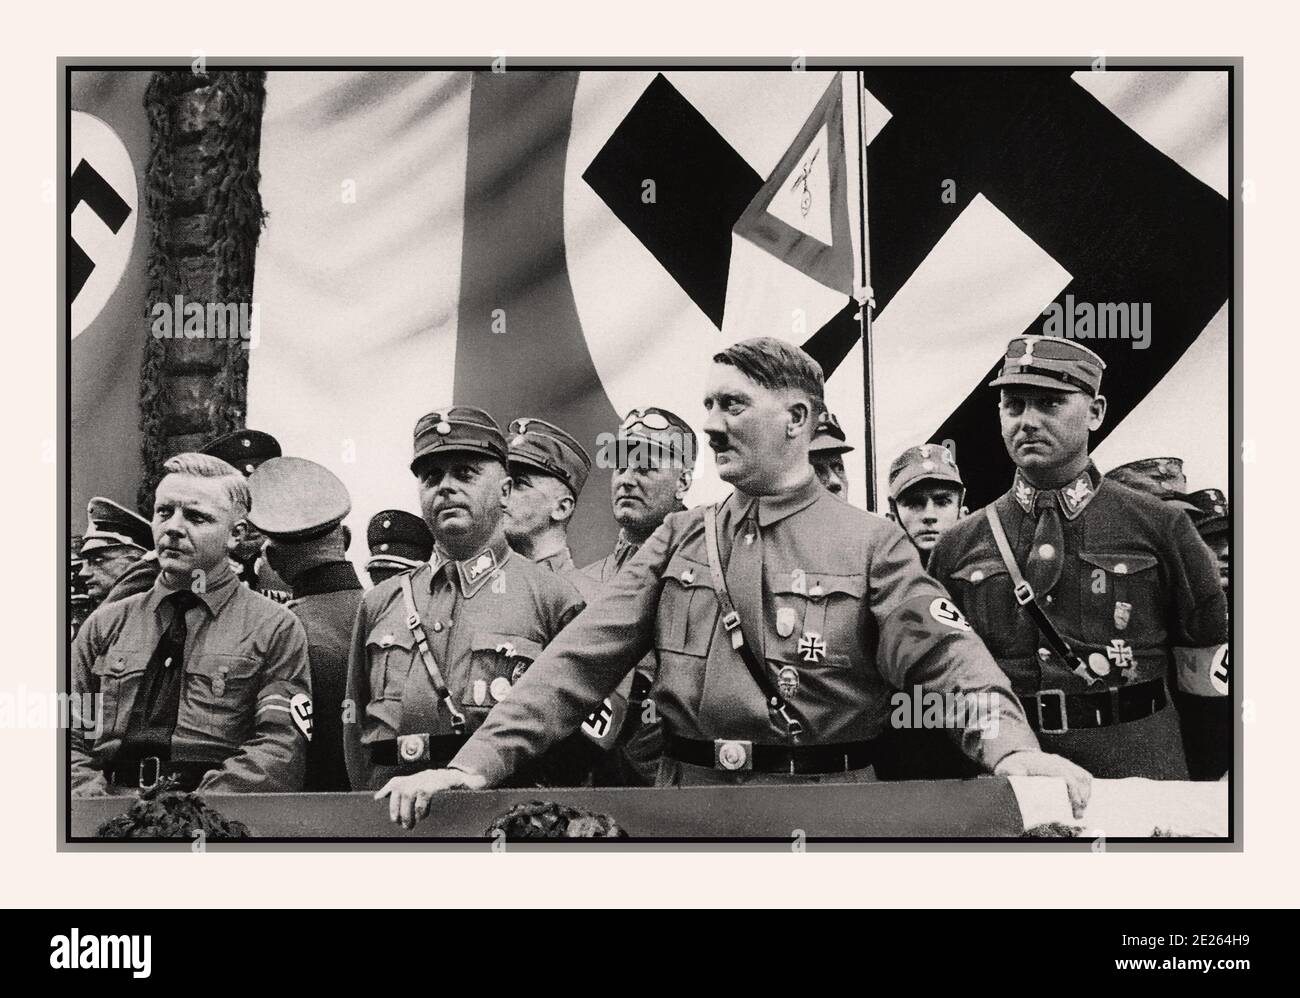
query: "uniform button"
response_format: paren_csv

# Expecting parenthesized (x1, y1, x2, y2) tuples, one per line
(1114, 563, 1128, 574)
(970, 570, 985, 583)
(380, 634, 394, 647)
(382, 518, 392, 529)
(680, 569, 695, 584)
(1037, 543, 1056, 560)
(432, 621, 443, 633)
(1037, 647, 1052, 662)
(1045, 594, 1054, 605)
(809, 584, 824, 598)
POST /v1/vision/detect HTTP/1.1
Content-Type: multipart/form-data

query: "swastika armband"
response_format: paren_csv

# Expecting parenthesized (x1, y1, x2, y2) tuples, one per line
(1174, 644, 1229, 696)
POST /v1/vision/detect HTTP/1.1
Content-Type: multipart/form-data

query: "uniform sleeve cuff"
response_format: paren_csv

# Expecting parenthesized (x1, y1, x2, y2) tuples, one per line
(448, 742, 506, 788)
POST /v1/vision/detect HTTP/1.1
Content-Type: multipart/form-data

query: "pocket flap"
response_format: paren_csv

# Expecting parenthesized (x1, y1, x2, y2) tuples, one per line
(1079, 552, 1158, 576)
(91, 648, 145, 676)
(770, 571, 865, 600)
(365, 626, 416, 653)
(662, 555, 715, 591)
(187, 652, 261, 680)
(469, 633, 544, 660)
(949, 559, 1010, 585)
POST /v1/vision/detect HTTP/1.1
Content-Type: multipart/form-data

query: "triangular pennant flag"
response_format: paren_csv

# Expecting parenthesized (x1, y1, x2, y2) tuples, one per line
(733, 73, 855, 295)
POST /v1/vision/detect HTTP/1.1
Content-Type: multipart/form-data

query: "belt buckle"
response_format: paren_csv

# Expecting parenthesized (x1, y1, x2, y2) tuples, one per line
(1013, 581, 1034, 606)
(713, 738, 753, 771)
(397, 733, 431, 763)
(138, 756, 161, 790)
(1035, 689, 1068, 734)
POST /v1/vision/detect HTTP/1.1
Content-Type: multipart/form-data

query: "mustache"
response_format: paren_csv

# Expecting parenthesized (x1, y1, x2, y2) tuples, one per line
(706, 433, 730, 451)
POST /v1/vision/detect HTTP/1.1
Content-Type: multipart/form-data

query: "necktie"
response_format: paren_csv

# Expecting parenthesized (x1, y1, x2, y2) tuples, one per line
(120, 590, 202, 759)
(1025, 491, 1065, 597)
(725, 507, 765, 659)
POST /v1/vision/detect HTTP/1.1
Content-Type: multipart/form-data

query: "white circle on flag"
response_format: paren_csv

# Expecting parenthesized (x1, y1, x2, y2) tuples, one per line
(71, 110, 138, 338)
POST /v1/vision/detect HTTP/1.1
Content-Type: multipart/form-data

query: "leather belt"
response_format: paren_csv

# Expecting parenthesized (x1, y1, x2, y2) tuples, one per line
(105, 757, 214, 791)
(665, 734, 876, 774)
(1020, 677, 1168, 734)
(370, 733, 468, 767)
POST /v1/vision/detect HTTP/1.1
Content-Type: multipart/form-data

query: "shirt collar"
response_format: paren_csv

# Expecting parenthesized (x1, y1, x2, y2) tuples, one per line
(429, 533, 513, 598)
(1012, 463, 1102, 520)
(290, 560, 363, 599)
(739, 472, 825, 529)
(612, 530, 641, 569)
(535, 547, 575, 575)
(145, 561, 240, 618)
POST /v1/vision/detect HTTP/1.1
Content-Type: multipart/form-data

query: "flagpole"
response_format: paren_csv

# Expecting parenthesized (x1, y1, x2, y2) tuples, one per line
(853, 71, 879, 512)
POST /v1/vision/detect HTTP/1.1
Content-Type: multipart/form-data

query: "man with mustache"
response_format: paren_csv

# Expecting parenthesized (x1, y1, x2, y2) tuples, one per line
(375, 338, 1089, 829)
(581, 407, 697, 785)
(928, 336, 1228, 779)
(345, 406, 587, 792)
(71, 453, 313, 795)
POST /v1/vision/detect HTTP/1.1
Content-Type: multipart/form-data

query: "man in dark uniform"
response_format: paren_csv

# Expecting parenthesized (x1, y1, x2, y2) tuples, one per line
(1188, 488, 1230, 596)
(344, 406, 587, 792)
(503, 417, 593, 584)
(808, 411, 852, 500)
(248, 456, 362, 792)
(582, 407, 697, 786)
(875, 445, 977, 780)
(365, 510, 434, 587)
(79, 498, 157, 605)
(1106, 456, 1189, 499)
(928, 336, 1228, 780)
(375, 338, 1090, 828)
(1178, 487, 1232, 780)
(201, 428, 291, 601)
(71, 453, 312, 796)
(886, 445, 967, 570)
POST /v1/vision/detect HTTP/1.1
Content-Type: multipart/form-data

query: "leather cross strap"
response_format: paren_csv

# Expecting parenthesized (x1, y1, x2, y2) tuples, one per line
(702, 505, 803, 739)
(985, 504, 1105, 686)
(399, 567, 467, 734)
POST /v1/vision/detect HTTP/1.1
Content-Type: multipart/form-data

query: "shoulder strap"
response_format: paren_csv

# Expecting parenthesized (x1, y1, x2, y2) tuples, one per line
(399, 567, 467, 734)
(702, 505, 803, 738)
(985, 504, 1104, 686)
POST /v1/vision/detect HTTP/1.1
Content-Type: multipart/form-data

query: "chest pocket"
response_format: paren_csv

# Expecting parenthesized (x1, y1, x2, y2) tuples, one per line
(769, 570, 865, 668)
(90, 645, 145, 739)
(463, 633, 544, 708)
(947, 559, 1012, 640)
(186, 653, 261, 713)
(656, 555, 718, 658)
(1078, 552, 1161, 637)
(364, 626, 416, 703)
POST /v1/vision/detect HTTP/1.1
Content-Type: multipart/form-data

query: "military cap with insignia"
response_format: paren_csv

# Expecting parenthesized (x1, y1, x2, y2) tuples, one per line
(1187, 488, 1229, 538)
(507, 417, 593, 497)
(1107, 456, 1190, 498)
(201, 429, 282, 477)
(888, 444, 964, 501)
(809, 411, 855, 456)
(616, 407, 697, 467)
(246, 457, 352, 541)
(81, 497, 153, 555)
(988, 336, 1106, 395)
(366, 509, 434, 572)
(411, 406, 509, 472)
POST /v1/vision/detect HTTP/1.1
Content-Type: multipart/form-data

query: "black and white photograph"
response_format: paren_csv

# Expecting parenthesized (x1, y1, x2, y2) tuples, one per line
(61, 58, 1239, 844)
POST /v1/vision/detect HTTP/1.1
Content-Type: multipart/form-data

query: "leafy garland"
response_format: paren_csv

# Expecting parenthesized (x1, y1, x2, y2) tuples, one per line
(137, 71, 267, 512)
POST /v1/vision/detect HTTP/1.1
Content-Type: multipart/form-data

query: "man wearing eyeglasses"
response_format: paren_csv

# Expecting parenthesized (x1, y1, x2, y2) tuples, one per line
(375, 338, 1092, 828)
